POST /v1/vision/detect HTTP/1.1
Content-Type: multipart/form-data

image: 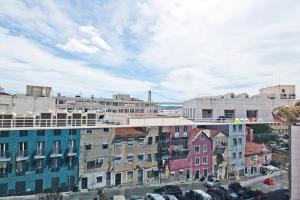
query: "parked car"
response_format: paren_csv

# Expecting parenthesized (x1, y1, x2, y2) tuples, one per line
(113, 195, 126, 200)
(162, 195, 178, 200)
(145, 193, 166, 200)
(229, 183, 254, 200)
(129, 196, 144, 200)
(218, 185, 239, 200)
(263, 178, 275, 186)
(269, 160, 282, 168)
(185, 190, 212, 200)
(205, 177, 221, 188)
(153, 185, 184, 200)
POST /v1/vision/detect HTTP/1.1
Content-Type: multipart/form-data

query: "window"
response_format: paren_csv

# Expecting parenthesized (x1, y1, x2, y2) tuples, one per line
(175, 126, 179, 132)
(233, 138, 237, 145)
(102, 144, 108, 149)
(233, 125, 236, 132)
(0, 131, 9, 137)
(154, 153, 159, 161)
(37, 130, 45, 136)
(69, 129, 76, 135)
(138, 154, 144, 161)
(97, 176, 103, 183)
(127, 154, 134, 163)
(224, 110, 235, 118)
(183, 126, 188, 132)
(86, 129, 93, 134)
(103, 128, 109, 132)
(19, 130, 28, 137)
(114, 156, 122, 163)
(174, 132, 179, 138)
(147, 154, 152, 162)
(202, 156, 208, 164)
(238, 125, 242, 132)
(203, 145, 207, 152)
(85, 144, 91, 150)
(127, 171, 133, 181)
(194, 146, 200, 154)
(232, 152, 236, 159)
(282, 89, 286, 93)
(202, 109, 213, 118)
(195, 158, 200, 166)
(155, 136, 159, 143)
(148, 137, 153, 145)
(87, 160, 95, 169)
(138, 138, 144, 145)
(200, 134, 204, 140)
(238, 138, 242, 145)
(247, 110, 258, 119)
(54, 129, 61, 136)
(239, 152, 242, 159)
(52, 158, 60, 171)
(147, 171, 152, 178)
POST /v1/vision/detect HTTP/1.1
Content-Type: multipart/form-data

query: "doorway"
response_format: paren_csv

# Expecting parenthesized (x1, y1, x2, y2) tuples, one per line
(115, 173, 121, 186)
(137, 169, 143, 185)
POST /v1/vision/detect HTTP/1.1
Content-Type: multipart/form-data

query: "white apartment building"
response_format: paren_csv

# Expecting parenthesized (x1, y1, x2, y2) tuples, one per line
(0, 85, 159, 117)
(56, 93, 158, 115)
(183, 85, 297, 122)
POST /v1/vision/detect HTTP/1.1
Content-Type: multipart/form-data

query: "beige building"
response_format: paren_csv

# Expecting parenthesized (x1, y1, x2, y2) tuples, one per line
(259, 85, 296, 100)
(79, 128, 115, 190)
(113, 127, 163, 187)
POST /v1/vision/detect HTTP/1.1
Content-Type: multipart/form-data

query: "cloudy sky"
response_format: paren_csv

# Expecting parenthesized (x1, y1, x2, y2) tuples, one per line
(0, 0, 299, 102)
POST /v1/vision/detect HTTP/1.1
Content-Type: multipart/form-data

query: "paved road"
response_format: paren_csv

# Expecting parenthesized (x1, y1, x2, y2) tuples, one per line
(243, 171, 288, 193)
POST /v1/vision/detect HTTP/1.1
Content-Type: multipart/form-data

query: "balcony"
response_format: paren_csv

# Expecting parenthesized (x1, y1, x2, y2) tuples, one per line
(172, 145, 189, 152)
(67, 146, 77, 156)
(50, 147, 62, 158)
(0, 151, 10, 162)
(34, 149, 46, 159)
(16, 150, 29, 161)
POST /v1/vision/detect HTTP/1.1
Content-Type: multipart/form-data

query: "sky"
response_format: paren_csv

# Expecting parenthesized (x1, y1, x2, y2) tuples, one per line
(0, 0, 299, 102)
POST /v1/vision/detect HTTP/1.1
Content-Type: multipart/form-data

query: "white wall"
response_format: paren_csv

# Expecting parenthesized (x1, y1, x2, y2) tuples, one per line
(291, 125, 300, 200)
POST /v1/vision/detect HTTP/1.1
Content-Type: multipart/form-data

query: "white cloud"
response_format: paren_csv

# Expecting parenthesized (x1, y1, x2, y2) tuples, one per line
(131, 0, 300, 98)
(57, 26, 111, 53)
(0, 28, 154, 96)
(57, 38, 99, 54)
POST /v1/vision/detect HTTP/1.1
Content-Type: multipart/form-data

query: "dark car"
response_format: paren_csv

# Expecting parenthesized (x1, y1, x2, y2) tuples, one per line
(269, 160, 282, 168)
(218, 186, 239, 200)
(153, 185, 184, 200)
(229, 183, 254, 200)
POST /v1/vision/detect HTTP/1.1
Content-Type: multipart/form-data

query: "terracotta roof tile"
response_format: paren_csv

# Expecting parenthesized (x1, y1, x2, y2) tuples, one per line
(245, 142, 271, 156)
(115, 127, 146, 137)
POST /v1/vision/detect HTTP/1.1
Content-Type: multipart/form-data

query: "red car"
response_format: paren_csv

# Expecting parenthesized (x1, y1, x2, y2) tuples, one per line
(263, 178, 275, 186)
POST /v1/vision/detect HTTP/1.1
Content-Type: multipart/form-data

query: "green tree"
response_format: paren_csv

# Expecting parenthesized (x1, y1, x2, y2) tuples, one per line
(249, 124, 273, 134)
(253, 133, 279, 144)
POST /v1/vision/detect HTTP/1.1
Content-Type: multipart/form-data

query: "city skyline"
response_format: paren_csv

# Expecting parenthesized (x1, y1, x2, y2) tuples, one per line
(0, 0, 300, 102)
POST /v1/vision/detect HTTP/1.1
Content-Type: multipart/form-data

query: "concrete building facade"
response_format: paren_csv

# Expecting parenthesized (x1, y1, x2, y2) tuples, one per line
(183, 85, 296, 122)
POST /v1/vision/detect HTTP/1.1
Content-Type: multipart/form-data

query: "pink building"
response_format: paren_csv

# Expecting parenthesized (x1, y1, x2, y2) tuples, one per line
(245, 142, 272, 175)
(168, 126, 213, 181)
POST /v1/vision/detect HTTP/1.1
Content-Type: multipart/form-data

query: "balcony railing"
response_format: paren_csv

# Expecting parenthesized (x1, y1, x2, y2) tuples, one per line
(34, 149, 46, 159)
(0, 151, 10, 161)
(16, 150, 29, 161)
(67, 146, 76, 156)
(50, 147, 62, 158)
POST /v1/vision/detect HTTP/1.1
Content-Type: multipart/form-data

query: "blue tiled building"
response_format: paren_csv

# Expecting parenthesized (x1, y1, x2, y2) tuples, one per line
(0, 128, 80, 196)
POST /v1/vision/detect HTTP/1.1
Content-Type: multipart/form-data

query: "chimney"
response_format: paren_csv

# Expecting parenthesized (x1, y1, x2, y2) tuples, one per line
(246, 127, 254, 143)
(148, 90, 152, 103)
